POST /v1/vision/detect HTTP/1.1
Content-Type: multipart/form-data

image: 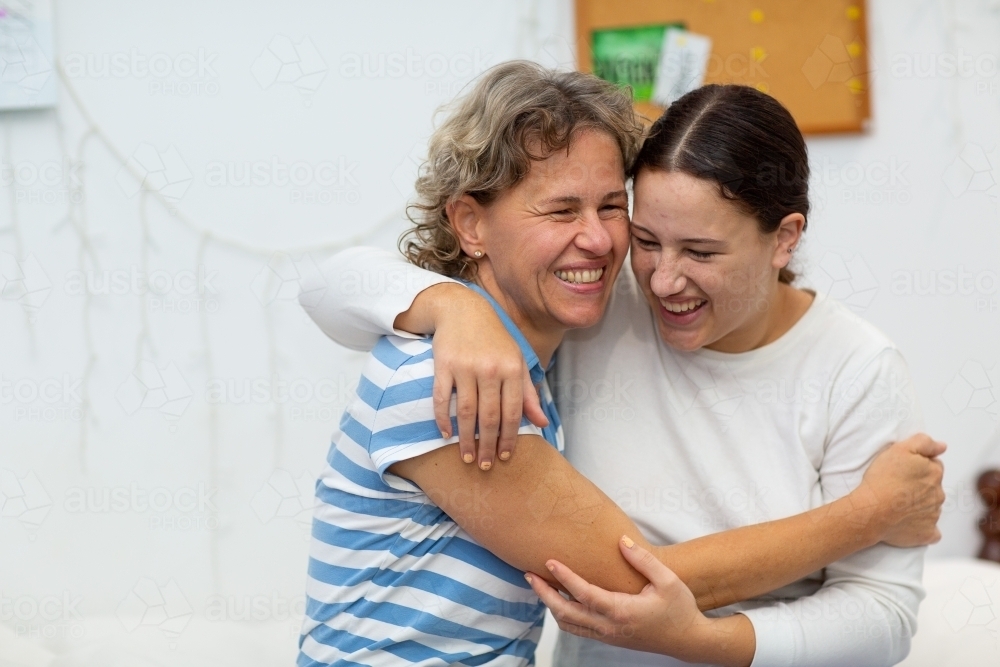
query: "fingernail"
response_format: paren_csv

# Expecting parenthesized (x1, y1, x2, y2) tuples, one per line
(442, 430, 451, 439)
(499, 451, 511, 461)
(480, 461, 491, 471)
(462, 453, 474, 463)
(621, 535, 635, 549)
(524, 574, 533, 584)
(546, 562, 555, 572)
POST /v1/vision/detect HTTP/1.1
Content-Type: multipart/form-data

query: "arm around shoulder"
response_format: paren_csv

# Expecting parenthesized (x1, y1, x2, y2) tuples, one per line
(298, 246, 456, 350)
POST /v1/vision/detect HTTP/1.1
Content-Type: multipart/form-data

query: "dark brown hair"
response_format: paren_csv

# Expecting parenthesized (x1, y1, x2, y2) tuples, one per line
(631, 84, 810, 284)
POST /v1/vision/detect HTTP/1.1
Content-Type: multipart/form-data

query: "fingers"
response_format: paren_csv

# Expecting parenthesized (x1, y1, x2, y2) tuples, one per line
(454, 372, 478, 465)
(542, 560, 618, 617)
(905, 434, 947, 459)
(526, 572, 612, 632)
(522, 364, 549, 429)
(497, 376, 523, 463)
(476, 378, 500, 470)
(433, 369, 455, 441)
(619, 536, 676, 590)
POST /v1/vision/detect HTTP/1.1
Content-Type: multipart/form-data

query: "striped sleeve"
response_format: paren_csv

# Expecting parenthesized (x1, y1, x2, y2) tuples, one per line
(364, 337, 545, 479)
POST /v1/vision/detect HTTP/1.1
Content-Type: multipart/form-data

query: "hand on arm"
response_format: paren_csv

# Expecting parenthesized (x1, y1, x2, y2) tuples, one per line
(388, 435, 753, 665)
(395, 282, 548, 469)
(524, 433, 944, 661)
(655, 433, 945, 611)
(386, 432, 944, 665)
(530, 540, 756, 667)
(301, 246, 546, 467)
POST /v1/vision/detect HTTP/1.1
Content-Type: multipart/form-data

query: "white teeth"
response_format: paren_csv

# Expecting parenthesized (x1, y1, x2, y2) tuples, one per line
(555, 268, 604, 284)
(662, 299, 705, 313)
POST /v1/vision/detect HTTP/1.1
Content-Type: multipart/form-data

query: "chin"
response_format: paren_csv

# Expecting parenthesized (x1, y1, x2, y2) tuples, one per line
(656, 324, 707, 352)
(554, 305, 606, 330)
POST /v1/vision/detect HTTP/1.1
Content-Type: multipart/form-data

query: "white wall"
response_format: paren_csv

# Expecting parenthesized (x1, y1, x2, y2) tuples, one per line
(0, 0, 998, 660)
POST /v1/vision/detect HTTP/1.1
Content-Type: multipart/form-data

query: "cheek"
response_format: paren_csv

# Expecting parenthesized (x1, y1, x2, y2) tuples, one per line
(629, 246, 657, 283)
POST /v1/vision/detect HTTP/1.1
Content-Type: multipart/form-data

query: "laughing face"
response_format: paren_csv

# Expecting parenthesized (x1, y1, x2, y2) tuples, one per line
(629, 169, 795, 353)
(451, 129, 630, 353)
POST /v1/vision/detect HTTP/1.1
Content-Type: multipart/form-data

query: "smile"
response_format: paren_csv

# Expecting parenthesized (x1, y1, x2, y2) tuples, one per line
(661, 299, 706, 314)
(555, 268, 604, 285)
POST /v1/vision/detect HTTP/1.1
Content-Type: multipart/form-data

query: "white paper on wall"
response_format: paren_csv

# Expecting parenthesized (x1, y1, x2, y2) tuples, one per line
(651, 27, 712, 107)
(0, 0, 56, 110)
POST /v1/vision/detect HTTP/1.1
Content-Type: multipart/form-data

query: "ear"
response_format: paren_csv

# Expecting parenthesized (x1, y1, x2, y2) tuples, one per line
(772, 212, 806, 270)
(445, 195, 487, 256)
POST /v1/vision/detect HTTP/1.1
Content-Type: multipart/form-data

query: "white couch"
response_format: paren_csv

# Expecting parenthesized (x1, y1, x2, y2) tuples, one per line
(3, 558, 998, 667)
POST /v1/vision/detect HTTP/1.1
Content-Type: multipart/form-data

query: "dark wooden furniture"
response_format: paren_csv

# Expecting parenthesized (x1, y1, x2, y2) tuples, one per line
(978, 469, 1000, 563)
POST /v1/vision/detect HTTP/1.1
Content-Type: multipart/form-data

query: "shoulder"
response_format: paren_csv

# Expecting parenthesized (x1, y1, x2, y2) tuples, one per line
(803, 296, 920, 424)
(359, 335, 436, 410)
(803, 293, 904, 367)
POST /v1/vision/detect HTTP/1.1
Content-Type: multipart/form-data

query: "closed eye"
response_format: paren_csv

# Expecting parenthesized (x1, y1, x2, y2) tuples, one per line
(631, 234, 659, 249)
(687, 249, 716, 260)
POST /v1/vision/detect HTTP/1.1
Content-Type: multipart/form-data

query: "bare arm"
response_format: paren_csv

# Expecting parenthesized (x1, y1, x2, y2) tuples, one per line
(389, 431, 943, 620)
(390, 434, 755, 665)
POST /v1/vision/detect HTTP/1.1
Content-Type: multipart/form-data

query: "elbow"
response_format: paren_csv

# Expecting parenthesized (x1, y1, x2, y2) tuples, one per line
(859, 596, 919, 667)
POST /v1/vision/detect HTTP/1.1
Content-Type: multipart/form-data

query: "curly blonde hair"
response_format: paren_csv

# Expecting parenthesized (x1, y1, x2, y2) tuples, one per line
(399, 60, 644, 280)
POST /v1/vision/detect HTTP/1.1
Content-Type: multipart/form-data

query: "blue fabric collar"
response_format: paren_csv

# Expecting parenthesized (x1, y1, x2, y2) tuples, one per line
(459, 281, 548, 386)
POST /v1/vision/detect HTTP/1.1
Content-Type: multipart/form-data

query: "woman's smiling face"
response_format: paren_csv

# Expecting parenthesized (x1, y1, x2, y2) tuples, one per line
(454, 129, 630, 343)
(629, 168, 790, 353)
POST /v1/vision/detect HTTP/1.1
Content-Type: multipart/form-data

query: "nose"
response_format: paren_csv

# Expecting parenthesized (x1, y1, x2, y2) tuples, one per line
(650, 252, 686, 297)
(575, 210, 615, 257)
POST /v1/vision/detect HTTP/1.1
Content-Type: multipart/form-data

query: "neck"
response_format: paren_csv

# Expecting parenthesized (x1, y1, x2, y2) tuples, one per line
(706, 281, 814, 353)
(473, 270, 564, 369)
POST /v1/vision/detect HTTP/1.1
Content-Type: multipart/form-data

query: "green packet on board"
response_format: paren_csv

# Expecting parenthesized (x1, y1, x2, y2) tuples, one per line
(591, 24, 683, 102)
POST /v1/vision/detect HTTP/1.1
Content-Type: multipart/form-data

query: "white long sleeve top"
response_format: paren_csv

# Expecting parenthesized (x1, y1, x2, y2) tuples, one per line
(299, 246, 927, 667)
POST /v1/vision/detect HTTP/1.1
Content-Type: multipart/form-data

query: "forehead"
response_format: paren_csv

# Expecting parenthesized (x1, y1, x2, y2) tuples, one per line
(518, 129, 626, 196)
(633, 170, 755, 235)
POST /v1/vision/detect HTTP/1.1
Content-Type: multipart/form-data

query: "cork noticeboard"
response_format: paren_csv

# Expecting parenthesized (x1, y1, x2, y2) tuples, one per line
(575, 0, 871, 134)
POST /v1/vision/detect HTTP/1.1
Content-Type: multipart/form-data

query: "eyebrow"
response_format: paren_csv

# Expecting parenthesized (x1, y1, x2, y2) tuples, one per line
(630, 223, 726, 246)
(537, 190, 628, 207)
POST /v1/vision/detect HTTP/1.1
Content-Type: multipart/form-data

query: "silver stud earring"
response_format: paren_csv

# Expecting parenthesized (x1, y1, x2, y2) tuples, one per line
(474, 250, 483, 258)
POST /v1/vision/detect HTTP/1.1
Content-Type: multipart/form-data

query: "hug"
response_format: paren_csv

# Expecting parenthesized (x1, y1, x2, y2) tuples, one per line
(296, 61, 946, 667)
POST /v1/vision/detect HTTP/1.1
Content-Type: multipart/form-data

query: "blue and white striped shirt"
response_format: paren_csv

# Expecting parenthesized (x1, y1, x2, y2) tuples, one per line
(299, 283, 564, 667)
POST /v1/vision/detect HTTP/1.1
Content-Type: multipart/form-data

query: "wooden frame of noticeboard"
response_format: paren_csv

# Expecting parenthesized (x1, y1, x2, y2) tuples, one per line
(575, 0, 871, 134)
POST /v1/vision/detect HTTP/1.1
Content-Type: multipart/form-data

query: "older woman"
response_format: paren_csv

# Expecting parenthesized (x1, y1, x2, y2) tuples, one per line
(298, 63, 944, 667)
